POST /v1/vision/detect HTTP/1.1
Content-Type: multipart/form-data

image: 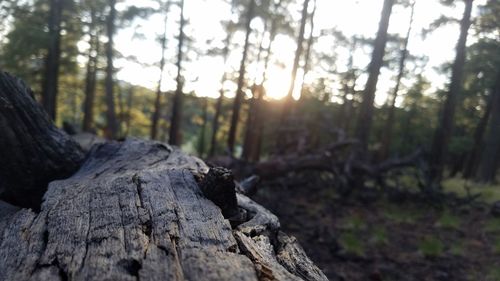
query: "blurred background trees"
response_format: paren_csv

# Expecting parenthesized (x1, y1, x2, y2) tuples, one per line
(0, 0, 499, 185)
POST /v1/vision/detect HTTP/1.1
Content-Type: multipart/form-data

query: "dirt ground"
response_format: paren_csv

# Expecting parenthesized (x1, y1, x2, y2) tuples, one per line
(253, 173, 500, 281)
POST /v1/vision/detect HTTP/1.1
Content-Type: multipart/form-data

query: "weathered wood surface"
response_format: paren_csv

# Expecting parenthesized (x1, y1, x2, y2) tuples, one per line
(0, 71, 85, 209)
(0, 139, 329, 281)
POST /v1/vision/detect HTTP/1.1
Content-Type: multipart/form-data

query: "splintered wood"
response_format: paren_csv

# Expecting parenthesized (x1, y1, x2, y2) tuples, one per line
(0, 139, 328, 281)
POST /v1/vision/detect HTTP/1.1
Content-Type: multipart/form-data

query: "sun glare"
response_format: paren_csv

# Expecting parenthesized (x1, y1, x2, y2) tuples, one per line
(108, 0, 487, 104)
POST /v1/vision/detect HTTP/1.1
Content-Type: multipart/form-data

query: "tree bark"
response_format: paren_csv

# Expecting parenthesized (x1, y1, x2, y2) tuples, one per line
(280, 0, 310, 123)
(354, 0, 394, 153)
(124, 86, 134, 137)
(82, 6, 100, 133)
(0, 138, 329, 281)
(242, 85, 265, 162)
(338, 41, 357, 132)
(210, 90, 224, 157)
(209, 31, 232, 157)
(429, 0, 473, 183)
(463, 89, 493, 178)
(169, 0, 186, 146)
(41, 0, 63, 121)
(378, 1, 415, 160)
(198, 97, 209, 157)
(151, 4, 169, 140)
(0, 72, 84, 209)
(476, 70, 500, 183)
(105, 0, 118, 139)
(227, 0, 256, 155)
(299, 0, 317, 98)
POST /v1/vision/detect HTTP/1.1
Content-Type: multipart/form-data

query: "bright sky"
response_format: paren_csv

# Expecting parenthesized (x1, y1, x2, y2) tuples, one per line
(106, 0, 486, 106)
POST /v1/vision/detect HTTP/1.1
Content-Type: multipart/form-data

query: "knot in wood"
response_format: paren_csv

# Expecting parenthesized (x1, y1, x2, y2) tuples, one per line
(199, 167, 238, 218)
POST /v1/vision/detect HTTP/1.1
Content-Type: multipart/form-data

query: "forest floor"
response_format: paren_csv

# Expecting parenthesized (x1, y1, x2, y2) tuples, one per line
(254, 173, 500, 281)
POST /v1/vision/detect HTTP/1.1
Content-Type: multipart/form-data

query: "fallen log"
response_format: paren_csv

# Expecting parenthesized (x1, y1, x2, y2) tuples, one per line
(0, 73, 329, 280)
(0, 71, 84, 209)
(0, 139, 329, 281)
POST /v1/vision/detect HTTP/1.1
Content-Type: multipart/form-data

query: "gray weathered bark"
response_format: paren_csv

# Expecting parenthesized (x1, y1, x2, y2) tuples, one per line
(0, 71, 85, 209)
(0, 139, 329, 281)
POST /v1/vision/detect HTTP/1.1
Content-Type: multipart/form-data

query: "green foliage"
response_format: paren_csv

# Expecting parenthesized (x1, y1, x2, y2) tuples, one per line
(435, 210, 461, 229)
(485, 268, 500, 281)
(494, 238, 500, 254)
(484, 218, 500, 234)
(370, 226, 389, 246)
(442, 178, 500, 204)
(383, 204, 421, 224)
(449, 240, 465, 256)
(338, 232, 365, 256)
(418, 236, 445, 258)
(339, 214, 367, 231)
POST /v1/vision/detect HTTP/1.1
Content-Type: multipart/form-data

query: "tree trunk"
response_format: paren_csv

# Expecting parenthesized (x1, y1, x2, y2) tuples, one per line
(124, 86, 134, 137)
(378, 1, 415, 160)
(429, 0, 473, 182)
(41, 0, 63, 121)
(280, 0, 310, 123)
(476, 70, 500, 183)
(242, 85, 265, 162)
(299, 0, 317, 98)
(82, 7, 100, 133)
(242, 17, 269, 161)
(338, 41, 357, 131)
(105, 0, 118, 139)
(198, 97, 209, 157)
(151, 5, 169, 140)
(227, 0, 256, 155)
(209, 31, 232, 157)
(463, 89, 493, 178)
(354, 0, 394, 153)
(0, 72, 84, 209)
(210, 90, 224, 157)
(169, 0, 186, 146)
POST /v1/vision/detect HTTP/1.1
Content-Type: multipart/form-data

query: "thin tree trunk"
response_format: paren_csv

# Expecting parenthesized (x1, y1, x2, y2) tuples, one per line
(338, 41, 356, 130)
(476, 70, 500, 183)
(299, 0, 317, 99)
(210, 90, 224, 157)
(227, 0, 255, 155)
(354, 0, 394, 154)
(168, 0, 185, 146)
(82, 7, 99, 133)
(242, 19, 269, 161)
(280, 0, 310, 123)
(242, 84, 265, 162)
(124, 86, 134, 137)
(41, 0, 63, 121)
(105, 0, 118, 139)
(198, 97, 208, 157)
(117, 84, 125, 137)
(209, 32, 232, 157)
(251, 86, 265, 162)
(248, 20, 278, 162)
(463, 91, 493, 178)
(379, 1, 415, 160)
(151, 5, 169, 140)
(429, 0, 473, 182)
